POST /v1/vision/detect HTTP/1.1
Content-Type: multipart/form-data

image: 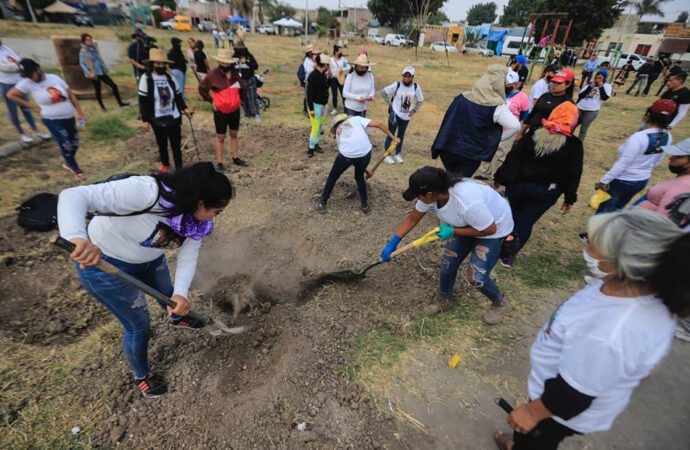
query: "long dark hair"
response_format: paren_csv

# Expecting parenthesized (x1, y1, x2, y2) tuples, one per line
(646, 109, 672, 129)
(648, 233, 690, 317)
(153, 162, 233, 216)
(564, 80, 575, 100)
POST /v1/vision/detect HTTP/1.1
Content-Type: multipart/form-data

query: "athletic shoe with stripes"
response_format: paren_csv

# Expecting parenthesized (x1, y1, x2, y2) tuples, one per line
(135, 372, 167, 398)
(169, 315, 205, 329)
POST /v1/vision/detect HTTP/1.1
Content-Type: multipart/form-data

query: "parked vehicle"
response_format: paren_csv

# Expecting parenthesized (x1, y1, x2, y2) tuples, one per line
(73, 14, 94, 27)
(597, 53, 646, 70)
(501, 36, 532, 57)
(461, 43, 494, 57)
(256, 24, 276, 35)
(198, 20, 214, 32)
(430, 41, 457, 53)
(372, 36, 385, 45)
(173, 15, 192, 32)
(160, 19, 174, 30)
(385, 34, 413, 47)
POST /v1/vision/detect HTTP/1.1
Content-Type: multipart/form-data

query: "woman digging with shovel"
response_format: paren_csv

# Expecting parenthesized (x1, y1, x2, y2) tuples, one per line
(381, 166, 514, 324)
(57, 162, 233, 398)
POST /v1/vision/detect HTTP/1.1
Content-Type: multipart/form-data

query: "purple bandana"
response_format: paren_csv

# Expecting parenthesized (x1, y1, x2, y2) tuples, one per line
(159, 184, 214, 240)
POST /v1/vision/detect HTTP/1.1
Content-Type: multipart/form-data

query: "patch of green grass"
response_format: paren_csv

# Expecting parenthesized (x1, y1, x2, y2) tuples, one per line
(43, 66, 62, 76)
(86, 115, 135, 142)
(506, 252, 586, 289)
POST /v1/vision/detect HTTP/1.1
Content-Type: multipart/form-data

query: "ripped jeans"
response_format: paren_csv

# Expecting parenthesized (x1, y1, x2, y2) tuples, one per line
(76, 254, 173, 379)
(439, 236, 503, 304)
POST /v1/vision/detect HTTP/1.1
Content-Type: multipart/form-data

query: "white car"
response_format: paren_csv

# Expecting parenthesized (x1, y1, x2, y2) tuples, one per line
(385, 33, 413, 47)
(430, 42, 457, 53)
(256, 24, 276, 35)
(370, 36, 385, 44)
(159, 20, 174, 30)
(597, 53, 646, 71)
(461, 43, 494, 57)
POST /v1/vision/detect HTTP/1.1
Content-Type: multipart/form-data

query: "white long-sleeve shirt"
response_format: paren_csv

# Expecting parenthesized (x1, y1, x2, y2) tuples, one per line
(381, 81, 424, 121)
(328, 56, 349, 79)
(343, 71, 375, 112)
(57, 176, 203, 298)
(0, 44, 22, 85)
(669, 103, 688, 128)
(302, 56, 315, 79)
(600, 128, 672, 184)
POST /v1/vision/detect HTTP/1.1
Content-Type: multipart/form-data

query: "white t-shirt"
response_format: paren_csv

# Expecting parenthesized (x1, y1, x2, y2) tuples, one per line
(577, 83, 612, 112)
(303, 56, 315, 79)
(137, 73, 181, 119)
(14, 73, 74, 120)
(336, 116, 372, 158)
(600, 128, 672, 183)
(328, 56, 349, 79)
(528, 280, 675, 434)
(528, 78, 550, 111)
(0, 44, 21, 85)
(343, 71, 375, 112)
(414, 180, 513, 239)
(57, 176, 203, 298)
(382, 81, 424, 121)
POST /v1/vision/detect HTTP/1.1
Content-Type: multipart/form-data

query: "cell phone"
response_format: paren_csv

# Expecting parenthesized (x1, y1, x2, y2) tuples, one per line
(78, 119, 86, 127)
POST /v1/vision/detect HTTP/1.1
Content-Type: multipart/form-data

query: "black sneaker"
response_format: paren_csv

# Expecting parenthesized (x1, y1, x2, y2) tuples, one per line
(169, 315, 205, 330)
(360, 204, 371, 215)
(314, 144, 324, 154)
(119, 102, 131, 107)
(313, 199, 326, 214)
(233, 157, 248, 167)
(135, 372, 167, 398)
(473, 175, 489, 181)
(307, 148, 314, 158)
(578, 232, 589, 243)
(216, 163, 226, 173)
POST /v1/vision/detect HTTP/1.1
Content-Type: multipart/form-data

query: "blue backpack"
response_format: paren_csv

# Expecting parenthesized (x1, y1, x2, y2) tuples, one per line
(297, 64, 306, 85)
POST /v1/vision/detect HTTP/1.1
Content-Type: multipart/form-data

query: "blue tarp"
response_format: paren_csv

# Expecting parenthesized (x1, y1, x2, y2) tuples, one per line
(486, 30, 508, 55)
(486, 30, 508, 42)
(227, 15, 249, 23)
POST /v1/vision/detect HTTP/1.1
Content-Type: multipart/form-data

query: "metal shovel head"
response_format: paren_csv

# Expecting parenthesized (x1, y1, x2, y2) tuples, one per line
(210, 318, 248, 335)
(320, 259, 382, 281)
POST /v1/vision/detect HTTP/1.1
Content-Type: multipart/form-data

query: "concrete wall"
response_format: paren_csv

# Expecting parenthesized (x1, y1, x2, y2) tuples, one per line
(596, 29, 664, 56)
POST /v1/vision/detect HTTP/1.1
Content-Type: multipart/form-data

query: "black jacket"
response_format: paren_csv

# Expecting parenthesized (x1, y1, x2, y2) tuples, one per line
(167, 46, 187, 72)
(234, 52, 258, 80)
(306, 69, 329, 110)
(495, 130, 583, 204)
(138, 71, 188, 124)
(524, 94, 574, 129)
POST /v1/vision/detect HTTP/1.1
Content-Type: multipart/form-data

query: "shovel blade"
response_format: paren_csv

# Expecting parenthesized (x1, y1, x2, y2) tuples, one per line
(210, 318, 247, 335)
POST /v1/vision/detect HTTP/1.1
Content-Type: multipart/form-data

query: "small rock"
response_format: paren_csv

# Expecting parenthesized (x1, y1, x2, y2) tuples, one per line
(110, 425, 126, 443)
(262, 348, 269, 355)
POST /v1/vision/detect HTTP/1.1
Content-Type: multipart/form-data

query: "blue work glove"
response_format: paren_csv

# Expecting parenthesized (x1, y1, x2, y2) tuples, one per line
(436, 224, 455, 240)
(381, 235, 402, 262)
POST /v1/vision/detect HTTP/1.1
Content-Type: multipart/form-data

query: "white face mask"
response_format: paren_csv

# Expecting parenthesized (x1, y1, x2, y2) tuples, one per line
(583, 249, 609, 278)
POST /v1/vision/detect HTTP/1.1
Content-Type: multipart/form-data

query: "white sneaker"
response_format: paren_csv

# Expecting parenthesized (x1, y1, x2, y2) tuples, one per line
(330, 109, 337, 115)
(394, 154, 404, 164)
(675, 325, 690, 342)
(36, 132, 51, 140)
(21, 134, 34, 143)
(255, 115, 262, 123)
(384, 155, 396, 164)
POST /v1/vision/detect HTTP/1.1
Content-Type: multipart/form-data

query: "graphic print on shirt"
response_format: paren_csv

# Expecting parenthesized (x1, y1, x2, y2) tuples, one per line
(140, 221, 186, 250)
(336, 120, 353, 140)
(47, 86, 67, 104)
(156, 81, 173, 115)
(399, 93, 413, 112)
(643, 132, 669, 155)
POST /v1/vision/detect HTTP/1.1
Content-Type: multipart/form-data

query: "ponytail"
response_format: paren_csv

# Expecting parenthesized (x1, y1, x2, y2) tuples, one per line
(648, 233, 690, 318)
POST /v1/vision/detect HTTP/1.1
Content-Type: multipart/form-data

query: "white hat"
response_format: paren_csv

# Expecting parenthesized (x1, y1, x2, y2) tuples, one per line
(506, 70, 520, 84)
(662, 138, 690, 156)
(402, 66, 415, 76)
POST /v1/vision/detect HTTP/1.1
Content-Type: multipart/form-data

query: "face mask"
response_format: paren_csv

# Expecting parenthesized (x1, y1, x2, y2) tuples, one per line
(640, 121, 647, 130)
(355, 69, 368, 76)
(669, 164, 686, 174)
(154, 66, 166, 75)
(220, 65, 232, 72)
(583, 249, 609, 278)
(545, 75, 553, 82)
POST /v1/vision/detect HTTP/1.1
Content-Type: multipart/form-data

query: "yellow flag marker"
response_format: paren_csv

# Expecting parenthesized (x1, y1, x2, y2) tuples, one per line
(448, 353, 462, 369)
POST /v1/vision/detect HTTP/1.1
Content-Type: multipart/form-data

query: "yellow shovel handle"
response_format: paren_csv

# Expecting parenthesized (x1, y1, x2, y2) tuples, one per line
(390, 227, 440, 258)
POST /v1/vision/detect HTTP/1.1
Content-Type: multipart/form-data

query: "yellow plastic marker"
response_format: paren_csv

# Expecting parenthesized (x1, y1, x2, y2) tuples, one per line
(448, 353, 462, 369)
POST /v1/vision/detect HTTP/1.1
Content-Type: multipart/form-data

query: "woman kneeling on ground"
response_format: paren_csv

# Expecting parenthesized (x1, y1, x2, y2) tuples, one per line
(381, 166, 514, 324)
(494, 209, 690, 449)
(313, 113, 398, 215)
(494, 102, 583, 268)
(57, 162, 233, 398)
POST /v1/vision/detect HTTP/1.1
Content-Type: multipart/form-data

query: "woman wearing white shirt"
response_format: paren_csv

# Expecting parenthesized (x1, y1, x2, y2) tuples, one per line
(328, 45, 349, 114)
(495, 209, 689, 449)
(575, 69, 612, 142)
(57, 162, 233, 398)
(342, 54, 375, 117)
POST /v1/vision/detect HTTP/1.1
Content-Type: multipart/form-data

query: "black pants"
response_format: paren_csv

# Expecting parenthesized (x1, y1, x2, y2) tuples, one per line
(91, 74, 124, 110)
(643, 73, 660, 95)
(152, 119, 182, 169)
(513, 418, 578, 450)
(329, 78, 344, 109)
(439, 151, 481, 177)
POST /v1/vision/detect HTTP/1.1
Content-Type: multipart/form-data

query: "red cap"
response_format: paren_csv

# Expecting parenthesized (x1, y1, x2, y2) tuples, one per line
(551, 69, 574, 83)
(649, 98, 677, 116)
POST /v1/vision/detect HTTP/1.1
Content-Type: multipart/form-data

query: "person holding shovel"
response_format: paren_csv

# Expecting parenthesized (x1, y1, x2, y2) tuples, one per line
(57, 162, 234, 398)
(306, 53, 330, 158)
(381, 166, 514, 324)
(313, 113, 399, 215)
(198, 48, 248, 171)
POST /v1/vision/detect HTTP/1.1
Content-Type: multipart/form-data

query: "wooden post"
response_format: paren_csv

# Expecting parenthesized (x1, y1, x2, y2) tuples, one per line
(539, 19, 549, 43)
(552, 19, 561, 46)
(562, 20, 573, 46)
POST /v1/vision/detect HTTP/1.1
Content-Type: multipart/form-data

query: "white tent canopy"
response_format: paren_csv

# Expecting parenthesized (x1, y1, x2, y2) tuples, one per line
(272, 17, 302, 28)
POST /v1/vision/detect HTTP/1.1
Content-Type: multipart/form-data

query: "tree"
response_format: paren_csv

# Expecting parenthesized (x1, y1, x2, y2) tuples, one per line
(499, 0, 539, 26)
(675, 11, 688, 23)
(466, 2, 497, 25)
(632, 0, 671, 17)
(535, 0, 626, 46)
(266, 1, 296, 22)
(154, 0, 176, 10)
(316, 6, 337, 29)
(427, 9, 449, 24)
(368, 0, 411, 29)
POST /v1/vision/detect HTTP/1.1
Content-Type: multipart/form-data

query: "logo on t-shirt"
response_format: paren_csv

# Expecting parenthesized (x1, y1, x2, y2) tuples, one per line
(400, 93, 412, 112)
(643, 132, 669, 155)
(47, 87, 67, 104)
(140, 221, 185, 249)
(337, 120, 353, 139)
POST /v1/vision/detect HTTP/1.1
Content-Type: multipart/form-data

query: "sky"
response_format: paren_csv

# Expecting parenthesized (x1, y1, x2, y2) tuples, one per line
(282, 0, 690, 23)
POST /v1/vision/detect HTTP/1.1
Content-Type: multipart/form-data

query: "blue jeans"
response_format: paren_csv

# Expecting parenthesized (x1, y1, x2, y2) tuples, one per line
(595, 178, 648, 214)
(439, 236, 503, 304)
(1, 82, 37, 135)
(171, 69, 186, 100)
(42, 117, 80, 171)
(385, 110, 409, 155)
(626, 74, 648, 96)
(506, 182, 562, 253)
(320, 152, 372, 206)
(76, 254, 173, 379)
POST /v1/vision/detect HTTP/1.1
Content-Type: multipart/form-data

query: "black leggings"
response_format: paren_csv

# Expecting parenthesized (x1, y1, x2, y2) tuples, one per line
(152, 120, 182, 169)
(91, 74, 124, 109)
(513, 418, 578, 450)
(329, 78, 344, 109)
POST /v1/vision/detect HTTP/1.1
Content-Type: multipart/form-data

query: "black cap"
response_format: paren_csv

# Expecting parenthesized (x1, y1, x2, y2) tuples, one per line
(545, 63, 559, 73)
(171, 37, 182, 46)
(131, 28, 144, 38)
(402, 166, 447, 201)
(18, 58, 40, 78)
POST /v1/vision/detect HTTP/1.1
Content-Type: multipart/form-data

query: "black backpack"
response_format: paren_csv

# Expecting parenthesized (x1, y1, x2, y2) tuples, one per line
(16, 193, 59, 232)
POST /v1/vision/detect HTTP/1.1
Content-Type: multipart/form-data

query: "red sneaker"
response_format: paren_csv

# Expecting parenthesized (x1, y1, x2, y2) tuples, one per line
(159, 165, 170, 173)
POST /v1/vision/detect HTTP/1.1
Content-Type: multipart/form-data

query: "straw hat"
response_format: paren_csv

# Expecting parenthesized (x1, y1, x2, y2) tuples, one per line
(305, 44, 315, 53)
(352, 53, 375, 67)
(337, 68, 346, 85)
(144, 48, 172, 64)
(330, 113, 349, 134)
(213, 48, 238, 64)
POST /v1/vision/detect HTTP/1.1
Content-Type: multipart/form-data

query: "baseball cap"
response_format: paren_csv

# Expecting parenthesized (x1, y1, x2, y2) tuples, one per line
(506, 70, 520, 84)
(551, 69, 574, 83)
(661, 138, 690, 156)
(544, 63, 560, 73)
(515, 55, 527, 65)
(649, 98, 677, 116)
(402, 166, 447, 201)
(402, 66, 415, 76)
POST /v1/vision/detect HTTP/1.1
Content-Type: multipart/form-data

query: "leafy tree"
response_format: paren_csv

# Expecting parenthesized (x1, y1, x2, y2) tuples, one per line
(427, 9, 449, 24)
(266, 1, 296, 22)
(316, 6, 337, 29)
(633, 0, 671, 17)
(368, 0, 410, 29)
(466, 2, 497, 25)
(154, 0, 176, 10)
(535, 0, 626, 46)
(675, 11, 688, 23)
(499, 0, 539, 26)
